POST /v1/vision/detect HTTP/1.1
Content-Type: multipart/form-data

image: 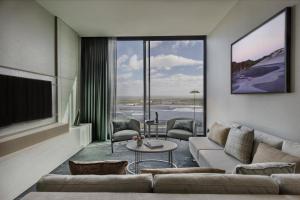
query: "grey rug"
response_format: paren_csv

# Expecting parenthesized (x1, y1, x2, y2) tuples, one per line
(17, 138, 197, 199)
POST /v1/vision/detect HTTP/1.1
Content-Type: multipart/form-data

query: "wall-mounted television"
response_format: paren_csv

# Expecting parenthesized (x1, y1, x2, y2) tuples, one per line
(0, 74, 52, 127)
(231, 7, 291, 94)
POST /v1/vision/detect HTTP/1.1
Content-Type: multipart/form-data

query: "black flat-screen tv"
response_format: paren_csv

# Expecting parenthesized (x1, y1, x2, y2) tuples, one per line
(231, 7, 291, 94)
(0, 74, 52, 127)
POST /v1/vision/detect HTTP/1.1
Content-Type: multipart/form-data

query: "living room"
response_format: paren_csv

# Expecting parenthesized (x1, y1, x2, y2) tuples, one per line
(0, 0, 300, 200)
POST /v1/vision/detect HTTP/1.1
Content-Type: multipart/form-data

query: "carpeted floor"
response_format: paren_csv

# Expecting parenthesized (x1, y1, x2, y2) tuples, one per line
(16, 138, 197, 199)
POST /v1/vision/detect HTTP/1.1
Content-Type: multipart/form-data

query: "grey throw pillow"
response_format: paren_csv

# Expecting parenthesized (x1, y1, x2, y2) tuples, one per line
(112, 120, 129, 133)
(224, 126, 254, 164)
(233, 162, 296, 176)
(173, 120, 193, 132)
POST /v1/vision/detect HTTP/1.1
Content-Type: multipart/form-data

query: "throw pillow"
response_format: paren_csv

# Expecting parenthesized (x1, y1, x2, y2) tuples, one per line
(140, 167, 225, 175)
(208, 122, 230, 146)
(252, 143, 300, 173)
(233, 162, 296, 175)
(173, 119, 193, 132)
(69, 160, 128, 175)
(112, 120, 129, 133)
(282, 140, 300, 157)
(224, 126, 254, 163)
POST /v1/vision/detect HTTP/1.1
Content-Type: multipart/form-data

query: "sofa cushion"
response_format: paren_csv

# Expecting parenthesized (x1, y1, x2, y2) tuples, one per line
(271, 174, 300, 195)
(252, 130, 283, 157)
(198, 149, 240, 173)
(167, 129, 192, 140)
(36, 174, 153, 193)
(208, 122, 230, 146)
(113, 130, 138, 141)
(224, 126, 254, 163)
(282, 140, 300, 157)
(173, 119, 193, 132)
(153, 174, 279, 194)
(140, 167, 225, 175)
(233, 162, 296, 176)
(252, 143, 300, 173)
(69, 160, 128, 175)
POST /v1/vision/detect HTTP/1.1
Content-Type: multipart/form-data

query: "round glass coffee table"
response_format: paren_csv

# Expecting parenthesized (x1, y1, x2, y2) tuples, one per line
(126, 139, 178, 174)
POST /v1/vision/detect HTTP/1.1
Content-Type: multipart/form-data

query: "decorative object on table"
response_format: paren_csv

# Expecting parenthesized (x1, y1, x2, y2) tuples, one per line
(155, 112, 159, 123)
(166, 118, 196, 140)
(110, 119, 140, 153)
(69, 160, 128, 175)
(73, 110, 80, 126)
(189, 90, 200, 121)
(144, 140, 164, 149)
(132, 135, 145, 147)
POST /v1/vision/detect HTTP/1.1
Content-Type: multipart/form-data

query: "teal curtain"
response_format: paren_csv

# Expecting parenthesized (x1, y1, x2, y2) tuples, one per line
(81, 38, 110, 141)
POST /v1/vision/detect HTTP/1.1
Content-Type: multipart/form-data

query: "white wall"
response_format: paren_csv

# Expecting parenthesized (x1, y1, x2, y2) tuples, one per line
(207, 0, 300, 142)
(0, 0, 55, 75)
(57, 18, 81, 125)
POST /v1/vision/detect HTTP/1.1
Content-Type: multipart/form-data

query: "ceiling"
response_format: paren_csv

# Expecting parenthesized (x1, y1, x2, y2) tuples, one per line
(36, 0, 238, 37)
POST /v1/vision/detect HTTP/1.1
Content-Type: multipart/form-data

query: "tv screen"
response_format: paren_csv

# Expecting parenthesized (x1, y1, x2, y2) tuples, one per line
(231, 8, 291, 94)
(0, 74, 52, 127)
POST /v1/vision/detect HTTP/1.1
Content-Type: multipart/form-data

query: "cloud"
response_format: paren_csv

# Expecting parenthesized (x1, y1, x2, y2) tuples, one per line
(150, 41, 163, 49)
(128, 54, 143, 70)
(150, 54, 203, 70)
(117, 54, 129, 67)
(172, 40, 199, 49)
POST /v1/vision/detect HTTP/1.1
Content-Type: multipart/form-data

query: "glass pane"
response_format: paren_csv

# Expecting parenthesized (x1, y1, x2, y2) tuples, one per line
(115, 40, 145, 131)
(149, 40, 204, 135)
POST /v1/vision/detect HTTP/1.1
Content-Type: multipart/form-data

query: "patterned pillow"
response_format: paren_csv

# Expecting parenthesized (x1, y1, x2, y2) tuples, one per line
(233, 162, 296, 176)
(208, 122, 231, 146)
(224, 126, 254, 163)
(173, 120, 193, 132)
(112, 120, 129, 133)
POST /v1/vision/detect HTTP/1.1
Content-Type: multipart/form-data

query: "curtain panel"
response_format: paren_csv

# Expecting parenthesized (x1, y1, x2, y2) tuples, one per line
(80, 37, 110, 141)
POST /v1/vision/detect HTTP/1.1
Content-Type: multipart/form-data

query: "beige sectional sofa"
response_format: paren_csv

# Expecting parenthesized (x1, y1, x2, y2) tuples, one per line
(189, 125, 300, 173)
(21, 173, 300, 199)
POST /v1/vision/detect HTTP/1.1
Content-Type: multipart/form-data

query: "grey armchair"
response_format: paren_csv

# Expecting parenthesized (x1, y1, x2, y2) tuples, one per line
(110, 119, 140, 153)
(166, 118, 196, 140)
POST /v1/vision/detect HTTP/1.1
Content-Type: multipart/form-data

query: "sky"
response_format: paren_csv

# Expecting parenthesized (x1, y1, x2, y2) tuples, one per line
(116, 40, 204, 98)
(232, 12, 285, 63)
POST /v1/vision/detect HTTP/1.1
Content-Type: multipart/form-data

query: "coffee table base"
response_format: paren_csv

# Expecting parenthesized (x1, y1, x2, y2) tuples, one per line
(127, 159, 177, 174)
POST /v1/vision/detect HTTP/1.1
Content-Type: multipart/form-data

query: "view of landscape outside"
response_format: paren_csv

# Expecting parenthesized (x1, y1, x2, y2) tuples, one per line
(115, 40, 204, 135)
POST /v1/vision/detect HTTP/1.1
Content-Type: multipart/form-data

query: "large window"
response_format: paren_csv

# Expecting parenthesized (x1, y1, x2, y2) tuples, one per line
(115, 38, 205, 135)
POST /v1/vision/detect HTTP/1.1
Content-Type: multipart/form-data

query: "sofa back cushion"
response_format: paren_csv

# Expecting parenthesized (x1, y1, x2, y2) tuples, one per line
(252, 143, 300, 173)
(271, 174, 300, 195)
(140, 167, 225, 175)
(224, 126, 254, 163)
(69, 160, 128, 175)
(112, 120, 129, 133)
(252, 130, 283, 158)
(282, 140, 300, 157)
(208, 122, 230, 146)
(233, 162, 296, 176)
(153, 174, 278, 194)
(36, 174, 153, 193)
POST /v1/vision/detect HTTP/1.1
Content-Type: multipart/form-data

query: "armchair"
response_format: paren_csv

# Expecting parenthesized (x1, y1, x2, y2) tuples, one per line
(166, 118, 196, 140)
(110, 119, 140, 153)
